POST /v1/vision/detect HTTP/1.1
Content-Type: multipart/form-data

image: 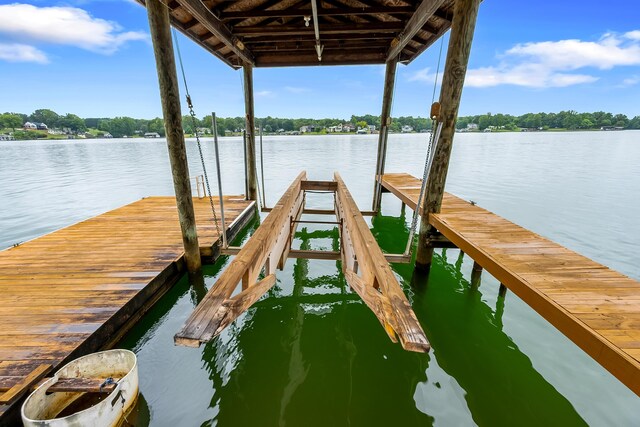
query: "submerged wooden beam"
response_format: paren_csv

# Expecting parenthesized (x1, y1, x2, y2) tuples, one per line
(146, 0, 201, 273)
(335, 172, 430, 353)
(416, 0, 481, 269)
(386, 0, 447, 61)
(175, 173, 307, 347)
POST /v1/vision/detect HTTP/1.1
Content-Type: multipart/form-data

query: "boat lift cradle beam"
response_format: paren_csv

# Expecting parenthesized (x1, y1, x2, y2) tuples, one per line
(175, 172, 430, 352)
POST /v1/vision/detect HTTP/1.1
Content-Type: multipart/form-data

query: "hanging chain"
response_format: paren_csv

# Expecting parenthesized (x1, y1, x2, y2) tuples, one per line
(173, 29, 222, 239)
(404, 35, 446, 255)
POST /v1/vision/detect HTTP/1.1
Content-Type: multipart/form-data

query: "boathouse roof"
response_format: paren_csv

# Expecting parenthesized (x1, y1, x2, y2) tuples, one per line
(139, 0, 456, 68)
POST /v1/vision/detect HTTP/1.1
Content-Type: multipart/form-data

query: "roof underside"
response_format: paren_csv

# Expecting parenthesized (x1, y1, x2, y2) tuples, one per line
(140, 0, 456, 68)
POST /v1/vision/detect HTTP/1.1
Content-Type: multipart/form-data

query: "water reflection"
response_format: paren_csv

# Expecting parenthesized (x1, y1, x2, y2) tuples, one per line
(122, 209, 590, 426)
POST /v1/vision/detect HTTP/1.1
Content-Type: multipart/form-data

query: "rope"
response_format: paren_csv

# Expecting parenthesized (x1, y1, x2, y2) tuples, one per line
(172, 28, 222, 239)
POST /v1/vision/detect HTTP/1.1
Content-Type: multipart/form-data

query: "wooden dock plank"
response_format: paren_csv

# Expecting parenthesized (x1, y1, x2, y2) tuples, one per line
(380, 173, 640, 396)
(0, 195, 255, 420)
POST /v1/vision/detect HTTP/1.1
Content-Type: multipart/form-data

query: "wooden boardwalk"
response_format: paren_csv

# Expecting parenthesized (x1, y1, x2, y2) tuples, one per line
(0, 196, 255, 419)
(380, 173, 640, 396)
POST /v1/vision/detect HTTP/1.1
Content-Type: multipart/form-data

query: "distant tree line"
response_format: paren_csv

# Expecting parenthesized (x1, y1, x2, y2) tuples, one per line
(2, 108, 640, 139)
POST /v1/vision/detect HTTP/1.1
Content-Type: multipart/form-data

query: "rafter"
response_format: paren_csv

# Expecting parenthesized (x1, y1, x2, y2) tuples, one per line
(235, 22, 403, 37)
(175, 0, 254, 64)
(220, 5, 413, 20)
(386, 0, 447, 61)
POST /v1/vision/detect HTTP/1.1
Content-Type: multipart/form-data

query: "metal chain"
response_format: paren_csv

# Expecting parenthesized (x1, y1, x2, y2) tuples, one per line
(406, 120, 436, 246)
(172, 29, 222, 238)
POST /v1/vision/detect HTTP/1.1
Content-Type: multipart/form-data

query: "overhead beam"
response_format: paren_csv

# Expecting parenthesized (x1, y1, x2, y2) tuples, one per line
(235, 22, 403, 37)
(245, 33, 395, 43)
(386, 0, 447, 61)
(255, 50, 385, 67)
(416, 0, 482, 269)
(175, 0, 254, 65)
(220, 6, 414, 19)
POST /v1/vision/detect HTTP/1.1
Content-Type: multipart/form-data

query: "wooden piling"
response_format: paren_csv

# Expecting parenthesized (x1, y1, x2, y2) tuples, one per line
(146, 0, 201, 273)
(372, 56, 398, 212)
(415, 0, 481, 269)
(470, 261, 482, 288)
(243, 63, 258, 201)
(498, 283, 507, 297)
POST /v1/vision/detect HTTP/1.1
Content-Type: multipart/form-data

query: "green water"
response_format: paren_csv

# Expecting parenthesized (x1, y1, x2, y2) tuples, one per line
(119, 210, 596, 426)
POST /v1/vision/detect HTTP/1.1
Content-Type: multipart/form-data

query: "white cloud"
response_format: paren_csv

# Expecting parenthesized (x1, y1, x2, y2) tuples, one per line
(409, 30, 640, 88)
(284, 86, 311, 94)
(625, 30, 640, 41)
(407, 67, 443, 84)
(0, 43, 48, 63)
(0, 3, 147, 54)
(255, 90, 273, 97)
(621, 75, 640, 86)
(506, 34, 640, 71)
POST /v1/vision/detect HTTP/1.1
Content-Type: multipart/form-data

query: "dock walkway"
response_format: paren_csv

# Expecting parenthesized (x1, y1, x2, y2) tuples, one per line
(381, 173, 640, 396)
(0, 196, 255, 417)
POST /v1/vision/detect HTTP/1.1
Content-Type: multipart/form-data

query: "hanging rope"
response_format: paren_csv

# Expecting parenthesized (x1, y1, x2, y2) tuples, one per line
(172, 28, 222, 239)
(404, 35, 447, 256)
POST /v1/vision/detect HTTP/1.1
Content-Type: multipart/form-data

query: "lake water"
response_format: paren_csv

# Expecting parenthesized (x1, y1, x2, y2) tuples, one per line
(1, 131, 639, 426)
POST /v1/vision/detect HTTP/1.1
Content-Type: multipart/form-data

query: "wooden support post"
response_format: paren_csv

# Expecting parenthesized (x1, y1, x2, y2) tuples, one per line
(243, 63, 258, 201)
(372, 56, 398, 212)
(470, 261, 482, 289)
(498, 283, 507, 297)
(415, 0, 481, 270)
(146, 0, 201, 273)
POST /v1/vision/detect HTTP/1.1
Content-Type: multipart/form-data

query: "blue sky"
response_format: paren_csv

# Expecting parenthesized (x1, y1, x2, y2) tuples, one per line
(1, 0, 639, 119)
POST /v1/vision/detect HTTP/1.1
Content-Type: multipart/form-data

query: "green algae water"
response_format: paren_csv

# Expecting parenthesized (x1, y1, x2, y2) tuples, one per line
(2, 132, 639, 425)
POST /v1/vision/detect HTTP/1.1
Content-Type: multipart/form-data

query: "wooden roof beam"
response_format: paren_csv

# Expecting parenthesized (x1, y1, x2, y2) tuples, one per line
(175, 0, 254, 65)
(254, 50, 386, 67)
(220, 6, 414, 20)
(236, 22, 403, 37)
(244, 33, 395, 43)
(386, 0, 447, 61)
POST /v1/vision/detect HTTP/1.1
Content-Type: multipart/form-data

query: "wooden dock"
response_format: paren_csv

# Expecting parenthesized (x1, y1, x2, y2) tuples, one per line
(380, 173, 640, 396)
(0, 196, 255, 419)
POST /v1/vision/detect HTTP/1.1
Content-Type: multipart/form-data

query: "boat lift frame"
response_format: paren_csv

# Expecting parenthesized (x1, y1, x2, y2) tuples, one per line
(175, 171, 430, 352)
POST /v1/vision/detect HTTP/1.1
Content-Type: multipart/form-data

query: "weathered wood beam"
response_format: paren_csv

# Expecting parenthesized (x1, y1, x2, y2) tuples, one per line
(255, 50, 385, 66)
(221, 6, 413, 19)
(175, 0, 254, 65)
(245, 32, 395, 43)
(386, 0, 447, 61)
(0, 365, 51, 404)
(416, 0, 482, 269)
(146, 0, 202, 273)
(243, 63, 258, 201)
(372, 57, 397, 211)
(250, 41, 391, 53)
(175, 173, 306, 347)
(335, 172, 430, 353)
(236, 22, 403, 37)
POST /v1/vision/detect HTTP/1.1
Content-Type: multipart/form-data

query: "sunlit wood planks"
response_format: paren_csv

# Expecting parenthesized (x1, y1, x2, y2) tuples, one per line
(335, 173, 430, 353)
(175, 173, 307, 347)
(380, 172, 640, 395)
(0, 195, 255, 417)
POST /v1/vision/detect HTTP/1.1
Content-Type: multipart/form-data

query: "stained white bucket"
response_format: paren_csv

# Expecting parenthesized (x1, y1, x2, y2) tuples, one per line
(21, 349, 139, 427)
